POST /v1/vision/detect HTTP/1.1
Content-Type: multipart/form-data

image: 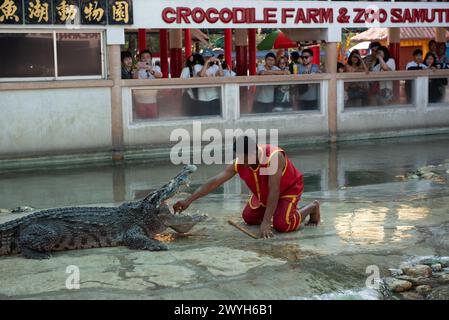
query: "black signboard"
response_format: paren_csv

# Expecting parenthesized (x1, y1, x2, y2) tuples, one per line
(25, 0, 52, 24)
(107, 0, 132, 25)
(0, 0, 132, 25)
(0, 0, 23, 24)
(81, 0, 106, 25)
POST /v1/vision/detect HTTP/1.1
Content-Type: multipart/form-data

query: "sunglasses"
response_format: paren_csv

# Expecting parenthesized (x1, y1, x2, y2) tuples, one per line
(301, 55, 311, 59)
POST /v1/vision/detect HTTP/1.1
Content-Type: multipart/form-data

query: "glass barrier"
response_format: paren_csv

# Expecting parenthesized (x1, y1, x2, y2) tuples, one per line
(343, 79, 413, 108)
(428, 75, 449, 105)
(132, 86, 222, 121)
(239, 83, 321, 115)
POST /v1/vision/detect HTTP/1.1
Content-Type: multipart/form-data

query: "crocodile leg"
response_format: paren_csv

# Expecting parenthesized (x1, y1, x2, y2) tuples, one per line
(18, 224, 59, 259)
(123, 226, 168, 251)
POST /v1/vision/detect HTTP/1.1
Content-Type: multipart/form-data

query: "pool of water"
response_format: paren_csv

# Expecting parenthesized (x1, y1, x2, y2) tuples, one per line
(1, 135, 449, 299)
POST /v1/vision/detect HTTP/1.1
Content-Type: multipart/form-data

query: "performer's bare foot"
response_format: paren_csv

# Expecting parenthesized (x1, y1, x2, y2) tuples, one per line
(304, 200, 321, 226)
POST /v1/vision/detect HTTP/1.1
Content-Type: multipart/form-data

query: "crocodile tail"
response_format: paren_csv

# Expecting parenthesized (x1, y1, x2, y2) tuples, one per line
(0, 219, 21, 255)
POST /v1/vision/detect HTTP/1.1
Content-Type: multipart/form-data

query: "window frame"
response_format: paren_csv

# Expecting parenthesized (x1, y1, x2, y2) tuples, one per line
(0, 29, 105, 82)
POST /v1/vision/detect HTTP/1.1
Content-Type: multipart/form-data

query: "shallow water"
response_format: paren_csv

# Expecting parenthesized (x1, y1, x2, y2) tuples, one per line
(1, 135, 449, 300)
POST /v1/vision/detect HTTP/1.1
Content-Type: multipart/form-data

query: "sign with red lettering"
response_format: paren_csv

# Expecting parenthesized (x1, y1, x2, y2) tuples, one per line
(130, 0, 449, 29)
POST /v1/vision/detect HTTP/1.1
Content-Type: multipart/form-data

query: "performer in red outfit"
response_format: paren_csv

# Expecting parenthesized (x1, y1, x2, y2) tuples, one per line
(174, 135, 320, 238)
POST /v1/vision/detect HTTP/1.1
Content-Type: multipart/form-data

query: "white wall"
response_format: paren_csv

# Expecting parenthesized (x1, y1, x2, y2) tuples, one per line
(0, 88, 112, 155)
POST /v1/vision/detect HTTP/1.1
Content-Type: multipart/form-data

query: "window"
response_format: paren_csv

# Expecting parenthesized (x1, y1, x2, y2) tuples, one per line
(0, 31, 104, 80)
(0, 33, 54, 78)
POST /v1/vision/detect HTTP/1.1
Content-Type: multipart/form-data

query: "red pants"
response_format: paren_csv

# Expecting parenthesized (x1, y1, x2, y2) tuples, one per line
(242, 196, 302, 233)
(135, 103, 158, 119)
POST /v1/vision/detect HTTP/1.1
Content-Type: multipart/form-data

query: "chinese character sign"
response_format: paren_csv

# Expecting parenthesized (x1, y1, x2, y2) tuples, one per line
(81, 0, 106, 24)
(54, 0, 79, 24)
(26, 0, 52, 24)
(108, 0, 132, 25)
(0, 0, 23, 24)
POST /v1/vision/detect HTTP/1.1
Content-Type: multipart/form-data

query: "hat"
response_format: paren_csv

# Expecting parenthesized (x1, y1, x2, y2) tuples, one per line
(202, 48, 215, 57)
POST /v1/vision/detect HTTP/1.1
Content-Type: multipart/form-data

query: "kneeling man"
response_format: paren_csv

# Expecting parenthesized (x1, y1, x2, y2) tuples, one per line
(173, 136, 320, 238)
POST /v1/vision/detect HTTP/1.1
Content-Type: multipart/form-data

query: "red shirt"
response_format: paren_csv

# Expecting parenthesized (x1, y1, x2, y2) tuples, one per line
(234, 144, 304, 208)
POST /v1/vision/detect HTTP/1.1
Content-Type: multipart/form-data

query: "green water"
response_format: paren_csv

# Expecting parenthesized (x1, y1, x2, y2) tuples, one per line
(1, 135, 449, 299)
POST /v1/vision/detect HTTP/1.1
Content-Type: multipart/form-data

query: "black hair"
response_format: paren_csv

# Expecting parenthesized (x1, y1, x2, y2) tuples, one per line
(429, 40, 437, 49)
(374, 46, 391, 66)
(217, 54, 224, 60)
(302, 48, 313, 57)
(348, 50, 362, 67)
(265, 52, 276, 60)
(337, 62, 345, 72)
(121, 51, 132, 63)
(412, 49, 423, 56)
(140, 49, 152, 59)
(369, 41, 381, 49)
(222, 60, 229, 70)
(290, 51, 300, 61)
(424, 52, 438, 68)
(233, 135, 257, 156)
(193, 53, 205, 66)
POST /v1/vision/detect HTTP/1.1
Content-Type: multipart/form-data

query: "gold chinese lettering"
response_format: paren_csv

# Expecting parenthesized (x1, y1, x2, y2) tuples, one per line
(56, 0, 78, 22)
(0, 0, 19, 22)
(28, 0, 49, 23)
(112, 1, 129, 23)
(84, 1, 104, 22)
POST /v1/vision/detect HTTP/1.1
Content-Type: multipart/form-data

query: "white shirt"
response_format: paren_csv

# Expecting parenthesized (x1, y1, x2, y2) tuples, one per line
(224, 69, 236, 77)
(372, 58, 396, 91)
(406, 61, 427, 70)
(194, 64, 221, 101)
(255, 64, 281, 103)
(137, 65, 162, 79)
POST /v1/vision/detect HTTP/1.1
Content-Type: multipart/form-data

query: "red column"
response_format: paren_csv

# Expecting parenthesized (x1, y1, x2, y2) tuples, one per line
(388, 43, 400, 69)
(184, 29, 192, 59)
(138, 29, 146, 53)
(235, 29, 248, 76)
(159, 29, 169, 79)
(224, 29, 233, 70)
(248, 28, 257, 76)
(170, 29, 183, 78)
(311, 46, 320, 65)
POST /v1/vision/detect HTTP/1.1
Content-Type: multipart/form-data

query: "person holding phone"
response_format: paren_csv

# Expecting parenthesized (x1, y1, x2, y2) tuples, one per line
(135, 50, 163, 80)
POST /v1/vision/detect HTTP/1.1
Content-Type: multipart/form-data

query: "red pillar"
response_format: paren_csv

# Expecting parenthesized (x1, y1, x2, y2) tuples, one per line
(311, 46, 320, 65)
(224, 29, 233, 70)
(170, 29, 183, 78)
(184, 29, 192, 59)
(248, 28, 257, 76)
(138, 29, 146, 53)
(236, 46, 248, 76)
(388, 43, 400, 69)
(159, 29, 169, 79)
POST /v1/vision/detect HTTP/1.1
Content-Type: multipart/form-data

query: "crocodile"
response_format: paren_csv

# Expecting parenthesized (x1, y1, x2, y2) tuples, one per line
(0, 165, 206, 259)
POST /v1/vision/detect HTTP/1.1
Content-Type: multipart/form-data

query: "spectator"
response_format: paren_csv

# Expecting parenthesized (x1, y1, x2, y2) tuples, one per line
(296, 48, 321, 110)
(345, 50, 369, 73)
(372, 46, 396, 105)
(135, 50, 163, 79)
(345, 50, 369, 107)
(424, 52, 448, 103)
(121, 51, 134, 79)
(437, 42, 449, 68)
(180, 54, 203, 115)
(429, 40, 438, 56)
(254, 52, 289, 113)
(364, 41, 382, 71)
(222, 60, 236, 77)
(274, 56, 292, 111)
(289, 51, 302, 74)
(406, 49, 427, 70)
(337, 62, 345, 73)
(276, 48, 287, 62)
(405, 49, 427, 103)
(193, 48, 224, 115)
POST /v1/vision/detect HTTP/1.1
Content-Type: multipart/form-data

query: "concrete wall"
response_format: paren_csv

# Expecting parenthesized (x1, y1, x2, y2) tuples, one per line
(0, 87, 112, 156)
